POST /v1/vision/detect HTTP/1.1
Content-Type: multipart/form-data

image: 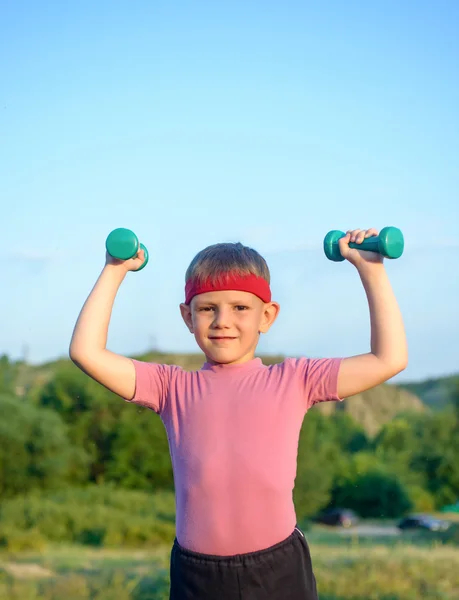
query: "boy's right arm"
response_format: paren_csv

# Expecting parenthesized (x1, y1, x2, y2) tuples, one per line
(69, 250, 146, 400)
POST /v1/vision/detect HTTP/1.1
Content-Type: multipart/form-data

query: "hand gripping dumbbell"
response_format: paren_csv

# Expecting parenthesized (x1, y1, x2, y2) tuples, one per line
(323, 226, 404, 262)
(105, 228, 149, 271)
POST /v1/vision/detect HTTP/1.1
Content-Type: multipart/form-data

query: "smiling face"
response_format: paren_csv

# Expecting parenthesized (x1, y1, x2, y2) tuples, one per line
(180, 290, 280, 365)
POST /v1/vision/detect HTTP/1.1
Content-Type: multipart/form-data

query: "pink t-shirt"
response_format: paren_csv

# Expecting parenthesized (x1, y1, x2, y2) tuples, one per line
(126, 356, 342, 555)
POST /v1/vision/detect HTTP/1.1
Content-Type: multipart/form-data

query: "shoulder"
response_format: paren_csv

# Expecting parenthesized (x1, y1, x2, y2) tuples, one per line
(270, 356, 342, 385)
(132, 359, 185, 378)
(129, 360, 192, 413)
(132, 360, 204, 389)
(269, 357, 309, 373)
(273, 356, 341, 370)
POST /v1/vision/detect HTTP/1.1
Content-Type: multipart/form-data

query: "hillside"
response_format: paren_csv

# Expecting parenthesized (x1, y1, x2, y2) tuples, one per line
(399, 374, 459, 411)
(313, 384, 426, 437)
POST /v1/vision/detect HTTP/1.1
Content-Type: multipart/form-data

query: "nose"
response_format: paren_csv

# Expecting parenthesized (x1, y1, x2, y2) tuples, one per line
(212, 307, 231, 329)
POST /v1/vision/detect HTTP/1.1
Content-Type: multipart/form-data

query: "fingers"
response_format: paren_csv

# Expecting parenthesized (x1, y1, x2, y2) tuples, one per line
(129, 248, 147, 272)
(364, 227, 378, 238)
(346, 228, 379, 244)
(130, 247, 144, 263)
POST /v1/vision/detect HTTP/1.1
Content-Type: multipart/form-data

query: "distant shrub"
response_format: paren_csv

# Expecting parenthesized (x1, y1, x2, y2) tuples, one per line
(434, 523, 459, 546)
(0, 485, 176, 549)
(0, 527, 46, 552)
(406, 485, 436, 512)
(331, 471, 412, 518)
(0, 394, 88, 498)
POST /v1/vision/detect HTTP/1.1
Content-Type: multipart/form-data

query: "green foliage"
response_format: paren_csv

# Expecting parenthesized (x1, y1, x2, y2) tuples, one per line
(0, 394, 88, 498)
(0, 354, 19, 394)
(405, 485, 436, 512)
(401, 374, 459, 410)
(34, 363, 123, 482)
(325, 411, 370, 453)
(0, 527, 47, 552)
(316, 383, 425, 437)
(330, 455, 413, 517)
(408, 411, 459, 507)
(371, 417, 426, 490)
(2, 532, 459, 600)
(373, 417, 416, 456)
(435, 522, 459, 545)
(0, 352, 458, 599)
(106, 408, 173, 490)
(294, 411, 341, 517)
(33, 362, 173, 490)
(0, 486, 176, 550)
(0, 567, 171, 600)
(1, 352, 459, 535)
(452, 377, 459, 424)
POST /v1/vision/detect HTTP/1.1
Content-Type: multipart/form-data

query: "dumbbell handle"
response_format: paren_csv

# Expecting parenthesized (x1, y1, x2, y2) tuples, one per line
(324, 226, 404, 262)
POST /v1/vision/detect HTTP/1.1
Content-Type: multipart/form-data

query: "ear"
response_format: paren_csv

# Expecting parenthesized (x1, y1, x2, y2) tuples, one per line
(259, 301, 280, 334)
(180, 303, 194, 333)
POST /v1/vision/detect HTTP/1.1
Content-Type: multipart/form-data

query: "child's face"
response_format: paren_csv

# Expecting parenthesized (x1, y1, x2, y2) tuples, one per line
(180, 290, 280, 365)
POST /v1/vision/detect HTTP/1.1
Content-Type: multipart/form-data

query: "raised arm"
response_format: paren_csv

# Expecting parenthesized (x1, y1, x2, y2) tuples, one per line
(336, 228, 408, 398)
(69, 249, 146, 399)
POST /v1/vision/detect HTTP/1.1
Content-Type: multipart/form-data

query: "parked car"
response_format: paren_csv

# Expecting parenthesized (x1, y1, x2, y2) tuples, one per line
(398, 514, 451, 532)
(313, 508, 359, 528)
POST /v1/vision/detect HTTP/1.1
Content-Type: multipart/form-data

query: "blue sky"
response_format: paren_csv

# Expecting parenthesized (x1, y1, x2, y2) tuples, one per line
(1, 0, 458, 382)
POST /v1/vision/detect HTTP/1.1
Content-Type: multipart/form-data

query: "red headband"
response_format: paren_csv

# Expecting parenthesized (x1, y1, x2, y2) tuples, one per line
(185, 273, 271, 304)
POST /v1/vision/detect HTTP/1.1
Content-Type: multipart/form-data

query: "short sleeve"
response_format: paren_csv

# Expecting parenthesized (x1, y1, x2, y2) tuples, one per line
(288, 357, 343, 409)
(124, 360, 173, 414)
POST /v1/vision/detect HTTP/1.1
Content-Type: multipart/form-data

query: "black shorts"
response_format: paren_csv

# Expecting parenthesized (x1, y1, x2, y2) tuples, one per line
(169, 526, 318, 599)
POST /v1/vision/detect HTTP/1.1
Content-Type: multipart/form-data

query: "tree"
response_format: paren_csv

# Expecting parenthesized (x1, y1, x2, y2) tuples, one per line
(331, 467, 412, 518)
(35, 362, 174, 490)
(0, 355, 17, 395)
(35, 363, 125, 483)
(328, 412, 369, 454)
(0, 394, 88, 498)
(452, 378, 459, 429)
(409, 411, 459, 507)
(106, 406, 173, 490)
(294, 411, 341, 517)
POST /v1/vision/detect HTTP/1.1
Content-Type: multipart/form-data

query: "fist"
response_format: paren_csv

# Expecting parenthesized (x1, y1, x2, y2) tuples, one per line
(105, 247, 147, 272)
(338, 228, 383, 267)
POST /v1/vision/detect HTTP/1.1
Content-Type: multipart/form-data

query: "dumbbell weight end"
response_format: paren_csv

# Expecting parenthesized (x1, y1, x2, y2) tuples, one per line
(105, 228, 149, 271)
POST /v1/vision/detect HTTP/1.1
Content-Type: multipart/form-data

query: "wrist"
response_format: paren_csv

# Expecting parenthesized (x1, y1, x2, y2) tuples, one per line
(103, 263, 129, 282)
(356, 261, 386, 282)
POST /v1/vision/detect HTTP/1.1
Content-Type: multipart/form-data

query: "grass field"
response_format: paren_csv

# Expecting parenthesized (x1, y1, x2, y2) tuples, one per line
(1, 525, 458, 600)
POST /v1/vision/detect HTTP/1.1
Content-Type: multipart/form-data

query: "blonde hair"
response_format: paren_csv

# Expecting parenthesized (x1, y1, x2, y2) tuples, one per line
(185, 242, 270, 284)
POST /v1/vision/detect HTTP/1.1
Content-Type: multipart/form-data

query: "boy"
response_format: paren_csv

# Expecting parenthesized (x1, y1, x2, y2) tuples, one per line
(70, 227, 407, 599)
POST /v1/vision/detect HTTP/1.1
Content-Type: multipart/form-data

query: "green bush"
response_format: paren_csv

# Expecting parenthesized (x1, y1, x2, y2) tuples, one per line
(0, 486, 176, 549)
(0, 394, 89, 498)
(331, 470, 412, 518)
(432, 522, 459, 546)
(405, 485, 436, 512)
(294, 411, 341, 517)
(33, 363, 174, 491)
(0, 527, 46, 552)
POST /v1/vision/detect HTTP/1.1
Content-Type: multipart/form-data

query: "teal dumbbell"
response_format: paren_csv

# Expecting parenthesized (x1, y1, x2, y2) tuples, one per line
(105, 228, 149, 271)
(324, 226, 404, 262)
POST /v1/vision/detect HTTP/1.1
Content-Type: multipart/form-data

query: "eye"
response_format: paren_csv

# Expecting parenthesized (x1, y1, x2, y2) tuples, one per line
(235, 305, 249, 311)
(198, 306, 215, 312)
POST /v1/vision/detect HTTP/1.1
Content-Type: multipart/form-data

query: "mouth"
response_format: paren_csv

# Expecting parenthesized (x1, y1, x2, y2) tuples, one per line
(208, 336, 237, 341)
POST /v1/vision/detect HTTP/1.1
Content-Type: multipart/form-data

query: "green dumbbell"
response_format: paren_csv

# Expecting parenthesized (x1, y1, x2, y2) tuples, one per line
(105, 228, 149, 271)
(324, 226, 404, 262)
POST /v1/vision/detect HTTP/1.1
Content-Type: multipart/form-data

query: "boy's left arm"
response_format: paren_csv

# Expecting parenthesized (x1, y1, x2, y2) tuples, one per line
(336, 228, 408, 399)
